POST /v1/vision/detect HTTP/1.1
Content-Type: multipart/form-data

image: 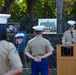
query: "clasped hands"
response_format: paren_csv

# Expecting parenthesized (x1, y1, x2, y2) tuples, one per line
(34, 55, 42, 62)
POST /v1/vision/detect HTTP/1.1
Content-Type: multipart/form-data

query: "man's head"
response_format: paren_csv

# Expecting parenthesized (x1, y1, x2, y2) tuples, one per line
(67, 20, 75, 30)
(0, 14, 11, 40)
(15, 33, 24, 39)
(32, 26, 45, 35)
(15, 33, 24, 44)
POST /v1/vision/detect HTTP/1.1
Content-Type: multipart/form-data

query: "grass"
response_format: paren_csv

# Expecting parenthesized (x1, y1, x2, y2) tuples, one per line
(20, 69, 57, 75)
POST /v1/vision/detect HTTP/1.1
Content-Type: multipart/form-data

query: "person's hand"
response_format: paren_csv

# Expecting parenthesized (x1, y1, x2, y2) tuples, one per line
(36, 56, 42, 62)
(62, 43, 65, 45)
(34, 56, 38, 62)
(62, 40, 65, 45)
(72, 39, 76, 43)
(34, 56, 42, 62)
(72, 39, 74, 42)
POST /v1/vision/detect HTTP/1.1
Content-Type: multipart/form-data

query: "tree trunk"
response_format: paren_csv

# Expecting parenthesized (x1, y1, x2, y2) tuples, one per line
(26, 0, 36, 20)
(2, 0, 15, 14)
(56, 0, 63, 33)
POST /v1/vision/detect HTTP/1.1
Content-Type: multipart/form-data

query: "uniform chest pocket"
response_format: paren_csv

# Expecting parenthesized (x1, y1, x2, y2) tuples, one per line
(73, 33, 76, 38)
(66, 34, 71, 38)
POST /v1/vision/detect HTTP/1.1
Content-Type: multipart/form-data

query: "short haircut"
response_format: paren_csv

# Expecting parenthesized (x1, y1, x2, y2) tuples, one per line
(0, 25, 8, 40)
(35, 31, 43, 35)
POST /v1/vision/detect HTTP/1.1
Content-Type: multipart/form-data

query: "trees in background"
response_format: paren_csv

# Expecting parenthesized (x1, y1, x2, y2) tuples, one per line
(62, 0, 76, 20)
(0, 0, 15, 13)
(11, 1, 27, 21)
(0, 0, 76, 21)
(34, 0, 56, 20)
(26, 0, 36, 20)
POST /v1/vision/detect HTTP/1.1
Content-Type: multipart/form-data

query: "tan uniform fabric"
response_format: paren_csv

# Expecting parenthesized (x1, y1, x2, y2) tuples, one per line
(0, 40, 22, 75)
(25, 36, 54, 56)
(62, 30, 76, 43)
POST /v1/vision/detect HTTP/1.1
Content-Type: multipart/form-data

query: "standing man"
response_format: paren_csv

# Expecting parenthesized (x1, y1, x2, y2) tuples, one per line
(24, 26, 54, 75)
(62, 20, 76, 44)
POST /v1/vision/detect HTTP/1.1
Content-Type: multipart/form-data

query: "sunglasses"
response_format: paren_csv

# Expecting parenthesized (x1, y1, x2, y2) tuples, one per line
(69, 26, 74, 27)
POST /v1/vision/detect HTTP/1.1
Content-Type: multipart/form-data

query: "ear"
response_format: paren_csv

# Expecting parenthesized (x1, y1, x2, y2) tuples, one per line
(34, 31, 36, 35)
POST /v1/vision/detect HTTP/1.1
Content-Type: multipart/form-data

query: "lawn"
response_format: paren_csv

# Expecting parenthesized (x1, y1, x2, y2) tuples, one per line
(20, 69, 57, 75)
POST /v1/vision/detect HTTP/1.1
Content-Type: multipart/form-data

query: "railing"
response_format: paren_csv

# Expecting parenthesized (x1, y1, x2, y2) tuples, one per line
(8, 33, 63, 69)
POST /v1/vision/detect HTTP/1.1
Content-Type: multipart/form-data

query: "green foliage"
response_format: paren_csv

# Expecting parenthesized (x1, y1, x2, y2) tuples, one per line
(11, 1, 27, 21)
(1, 0, 76, 21)
(0, 0, 4, 6)
(34, 0, 56, 20)
(62, 0, 76, 20)
(70, 1, 76, 20)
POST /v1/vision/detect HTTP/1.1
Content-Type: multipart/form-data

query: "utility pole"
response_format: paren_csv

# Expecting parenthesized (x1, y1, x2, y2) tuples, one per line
(56, 0, 63, 33)
(0, 6, 2, 13)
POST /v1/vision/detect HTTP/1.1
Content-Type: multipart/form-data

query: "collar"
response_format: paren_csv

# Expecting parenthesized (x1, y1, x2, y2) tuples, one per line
(69, 30, 75, 33)
(36, 35, 42, 38)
